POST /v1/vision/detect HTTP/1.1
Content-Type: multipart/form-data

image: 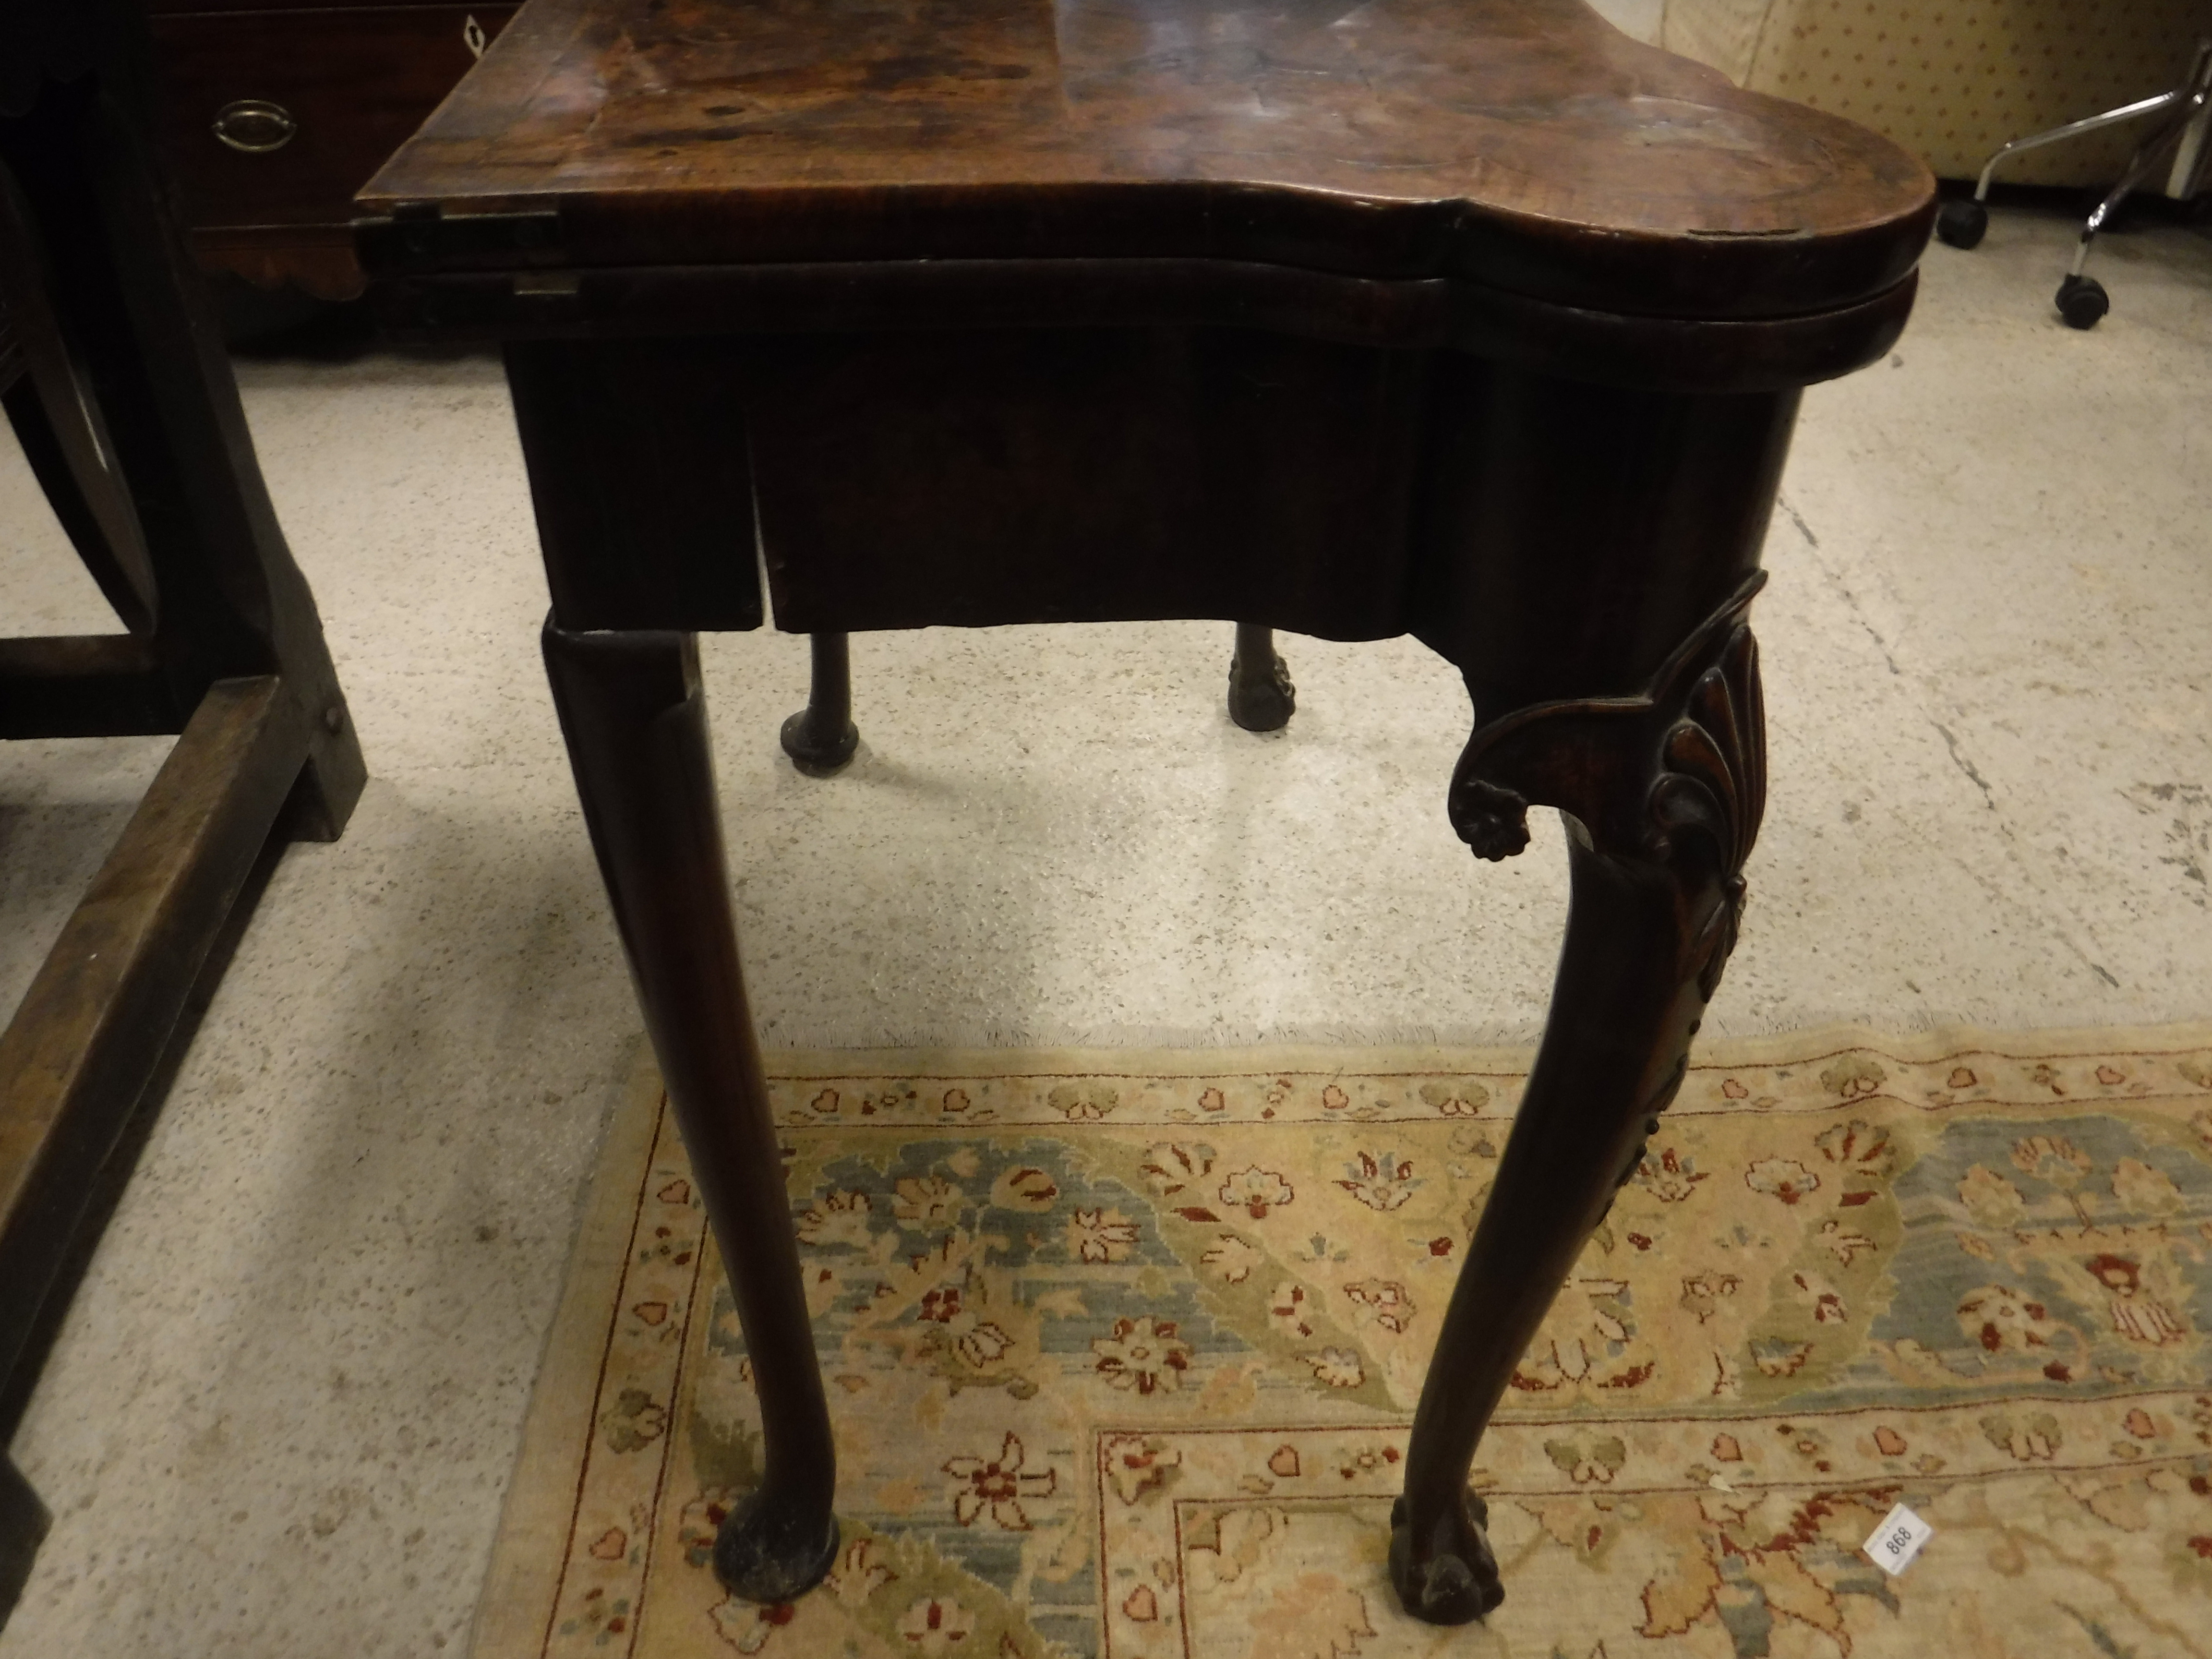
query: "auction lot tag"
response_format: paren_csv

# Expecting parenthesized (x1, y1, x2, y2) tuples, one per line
(1862, 1503, 1934, 1576)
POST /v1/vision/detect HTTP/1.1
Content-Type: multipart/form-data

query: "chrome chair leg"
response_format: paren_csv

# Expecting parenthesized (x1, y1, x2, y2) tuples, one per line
(1934, 38, 2212, 327)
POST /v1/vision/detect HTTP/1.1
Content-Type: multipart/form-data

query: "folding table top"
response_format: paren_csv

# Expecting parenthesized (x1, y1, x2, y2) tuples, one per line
(360, 0, 1934, 320)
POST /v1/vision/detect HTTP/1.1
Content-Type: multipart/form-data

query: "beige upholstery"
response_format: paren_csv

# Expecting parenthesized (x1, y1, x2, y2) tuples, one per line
(1661, 0, 2207, 185)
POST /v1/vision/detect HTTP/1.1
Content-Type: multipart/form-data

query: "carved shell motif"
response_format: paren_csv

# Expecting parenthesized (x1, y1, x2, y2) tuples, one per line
(1647, 623, 1764, 999)
(1445, 576, 1768, 876)
(1646, 622, 1764, 877)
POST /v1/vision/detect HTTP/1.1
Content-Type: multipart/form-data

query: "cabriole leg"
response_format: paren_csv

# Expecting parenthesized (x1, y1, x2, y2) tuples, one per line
(1391, 590, 1766, 1623)
(543, 618, 840, 1603)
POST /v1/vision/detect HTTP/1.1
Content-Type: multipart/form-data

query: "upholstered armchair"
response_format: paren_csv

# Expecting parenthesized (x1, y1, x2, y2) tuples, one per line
(1661, 0, 2207, 187)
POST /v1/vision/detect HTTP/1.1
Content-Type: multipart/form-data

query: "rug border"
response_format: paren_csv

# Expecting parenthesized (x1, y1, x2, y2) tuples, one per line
(755, 1019, 2212, 1079)
(471, 1049, 669, 1659)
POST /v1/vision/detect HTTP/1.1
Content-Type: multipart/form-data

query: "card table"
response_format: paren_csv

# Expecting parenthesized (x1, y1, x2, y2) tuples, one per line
(357, 0, 1932, 1621)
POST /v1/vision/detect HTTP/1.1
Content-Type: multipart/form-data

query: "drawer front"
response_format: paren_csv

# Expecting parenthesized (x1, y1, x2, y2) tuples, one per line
(151, 6, 514, 231)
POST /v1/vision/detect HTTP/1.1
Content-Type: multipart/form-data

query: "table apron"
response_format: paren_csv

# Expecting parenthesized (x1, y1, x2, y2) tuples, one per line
(505, 327, 1800, 709)
(379, 257, 1914, 395)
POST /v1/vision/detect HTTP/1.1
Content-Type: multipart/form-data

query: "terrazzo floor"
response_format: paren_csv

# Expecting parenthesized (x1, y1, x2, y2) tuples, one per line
(0, 201, 2208, 1655)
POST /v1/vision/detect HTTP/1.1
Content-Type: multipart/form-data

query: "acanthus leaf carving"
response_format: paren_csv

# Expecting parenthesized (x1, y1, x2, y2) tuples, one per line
(1445, 574, 1768, 1002)
(1649, 623, 1764, 998)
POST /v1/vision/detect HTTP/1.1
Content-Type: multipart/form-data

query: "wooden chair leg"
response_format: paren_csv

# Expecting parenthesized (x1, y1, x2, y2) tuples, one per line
(1227, 622, 1294, 732)
(1391, 598, 1764, 1624)
(779, 631, 859, 775)
(787, 626, 1298, 757)
(542, 618, 840, 1604)
(0, 373, 154, 637)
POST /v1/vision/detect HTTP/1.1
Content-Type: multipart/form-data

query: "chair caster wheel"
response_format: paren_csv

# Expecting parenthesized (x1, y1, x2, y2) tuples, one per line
(2056, 274, 2108, 329)
(1935, 199, 1987, 249)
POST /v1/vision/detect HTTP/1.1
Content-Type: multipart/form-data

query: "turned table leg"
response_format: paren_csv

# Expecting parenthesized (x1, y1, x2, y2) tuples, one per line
(1227, 622, 1295, 732)
(786, 625, 1294, 758)
(1391, 590, 1765, 1623)
(543, 619, 841, 1603)
(780, 631, 860, 775)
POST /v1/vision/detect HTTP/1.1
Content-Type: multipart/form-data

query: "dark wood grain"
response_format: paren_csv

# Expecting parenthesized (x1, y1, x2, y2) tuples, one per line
(503, 337, 764, 632)
(367, 0, 1929, 1626)
(506, 324, 1802, 725)
(370, 254, 1917, 395)
(745, 322, 1428, 637)
(153, 5, 513, 230)
(0, 677, 299, 1370)
(361, 0, 1932, 317)
(0, 635, 178, 738)
(2, 1, 363, 1619)
(149, 3, 515, 297)
(1397, 590, 1766, 1618)
(541, 622, 841, 1603)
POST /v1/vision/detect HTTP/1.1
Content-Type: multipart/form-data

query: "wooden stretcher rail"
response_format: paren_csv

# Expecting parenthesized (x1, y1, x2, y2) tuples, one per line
(0, 674, 304, 1387)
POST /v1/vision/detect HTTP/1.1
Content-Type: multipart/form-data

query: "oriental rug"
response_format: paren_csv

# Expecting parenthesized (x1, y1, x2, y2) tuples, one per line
(474, 1028, 2212, 1659)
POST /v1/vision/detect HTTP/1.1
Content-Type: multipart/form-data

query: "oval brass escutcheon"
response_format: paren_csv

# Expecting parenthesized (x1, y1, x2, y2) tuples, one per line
(212, 99, 298, 154)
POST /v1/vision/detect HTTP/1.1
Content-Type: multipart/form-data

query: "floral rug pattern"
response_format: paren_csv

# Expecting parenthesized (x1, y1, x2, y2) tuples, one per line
(475, 1032, 2212, 1659)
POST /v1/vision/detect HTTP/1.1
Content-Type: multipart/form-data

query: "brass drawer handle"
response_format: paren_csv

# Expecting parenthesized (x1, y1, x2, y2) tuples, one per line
(212, 99, 297, 154)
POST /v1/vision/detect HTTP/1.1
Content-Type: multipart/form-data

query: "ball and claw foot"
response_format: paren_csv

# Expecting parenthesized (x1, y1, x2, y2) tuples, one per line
(779, 708, 859, 776)
(1227, 648, 1296, 732)
(712, 1489, 841, 1605)
(1389, 1491, 1505, 1625)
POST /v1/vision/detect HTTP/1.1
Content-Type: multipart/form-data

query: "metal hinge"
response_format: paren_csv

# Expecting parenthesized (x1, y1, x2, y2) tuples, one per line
(356, 202, 564, 275)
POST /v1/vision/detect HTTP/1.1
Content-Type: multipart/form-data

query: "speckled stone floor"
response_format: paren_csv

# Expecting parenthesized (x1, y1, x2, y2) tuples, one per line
(1, 200, 2208, 1656)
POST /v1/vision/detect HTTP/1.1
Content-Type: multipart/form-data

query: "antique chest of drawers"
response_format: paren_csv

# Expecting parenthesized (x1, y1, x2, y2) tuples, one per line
(146, 0, 516, 298)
